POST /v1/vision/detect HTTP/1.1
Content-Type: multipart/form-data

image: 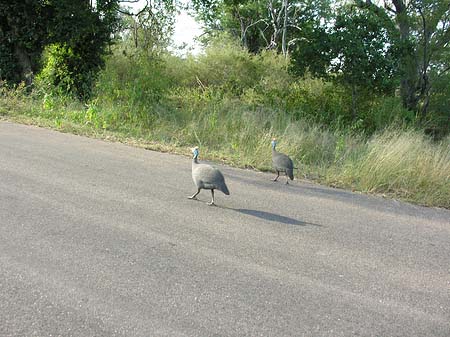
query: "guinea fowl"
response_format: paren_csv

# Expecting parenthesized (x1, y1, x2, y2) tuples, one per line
(188, 147, 230, 205)
(271, 138, 294, 184)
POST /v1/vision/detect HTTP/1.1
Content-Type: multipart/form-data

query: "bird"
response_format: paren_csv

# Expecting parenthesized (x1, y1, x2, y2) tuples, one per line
(188, 146, 230, 205)
(271, 138, 294, 184)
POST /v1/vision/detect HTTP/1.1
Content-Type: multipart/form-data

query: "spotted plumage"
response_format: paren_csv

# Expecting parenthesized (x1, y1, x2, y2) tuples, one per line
(271, 139, 294, 184)
(189, 147, 230, 205)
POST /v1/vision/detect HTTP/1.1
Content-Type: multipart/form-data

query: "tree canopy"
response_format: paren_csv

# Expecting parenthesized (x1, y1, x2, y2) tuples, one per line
(192, 0, 450, 119)
(0, 0, 120, 97)
(1, 0, 449, 123)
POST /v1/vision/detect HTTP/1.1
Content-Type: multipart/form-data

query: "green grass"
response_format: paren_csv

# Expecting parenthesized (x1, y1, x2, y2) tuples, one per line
(1, 89, 449, 209)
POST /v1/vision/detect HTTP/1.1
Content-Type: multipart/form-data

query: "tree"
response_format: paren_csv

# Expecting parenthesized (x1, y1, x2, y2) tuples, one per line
(0, 0, 51, 85)
(191, 0, 332, 57)
(0, 0, 120, 98)
(355, 0, 450, 118)
(43, 0, 120, 98)
(192, 0, 271, 53)
(330, 7, 399, 120)
(288, 0, 334, 77)
(118, 0, 177, 52)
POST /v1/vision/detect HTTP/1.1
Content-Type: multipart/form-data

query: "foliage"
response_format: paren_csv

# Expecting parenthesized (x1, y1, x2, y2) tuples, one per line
(35, 44, 78, 96)
(0, 0, 51, 84)
(93, 37, 418, 132)
(331, 7, 399, 95)
(355, 0, 450, 117)
(191, 0, 333, 57)
(118, 0, 177, 52)
(192, 0, 450, 123)
(93, 48, 174, 128)
(0, 0, 119, 98)
(329, 6, 400, 119)
(36, 43, 99, 100)
(289, 21, 332, 78)
(41, 0, 120, 99)
(285, 0, 334, 76)
(422, 70, 450, 138)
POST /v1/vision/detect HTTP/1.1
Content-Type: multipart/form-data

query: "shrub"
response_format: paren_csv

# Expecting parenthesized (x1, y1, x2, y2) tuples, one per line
(286, 76, 349, 125)
(35, 43, 99, 100)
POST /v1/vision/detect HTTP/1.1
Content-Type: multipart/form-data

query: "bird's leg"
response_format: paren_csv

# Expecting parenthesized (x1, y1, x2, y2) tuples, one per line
(188, 188, 201, 200)
(286, 175, 289, 184)
(207, 189, 216, 206)
(273, 171, 280, 182)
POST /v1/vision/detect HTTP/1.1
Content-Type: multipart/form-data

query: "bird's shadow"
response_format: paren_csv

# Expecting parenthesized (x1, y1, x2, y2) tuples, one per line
(232, 208, 322, 227)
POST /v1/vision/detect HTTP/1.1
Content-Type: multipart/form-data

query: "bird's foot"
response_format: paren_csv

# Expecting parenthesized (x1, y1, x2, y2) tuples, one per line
(188, 196, 198, 200)
(207, 202, 216, 206)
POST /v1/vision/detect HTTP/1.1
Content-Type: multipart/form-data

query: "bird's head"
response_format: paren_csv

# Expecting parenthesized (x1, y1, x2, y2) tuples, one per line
(191, 146, 199, 159)
(271, 138, 277, 149)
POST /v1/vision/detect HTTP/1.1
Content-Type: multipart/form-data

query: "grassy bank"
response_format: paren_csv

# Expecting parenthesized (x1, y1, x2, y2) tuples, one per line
(1, 86, 449, 209)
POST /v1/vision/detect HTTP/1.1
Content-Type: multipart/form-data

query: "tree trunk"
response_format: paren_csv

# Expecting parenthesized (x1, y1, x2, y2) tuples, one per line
(134, 20, 138, 48)
(416, 5, 433, 120)
(356, 0, 421, 113)
(238, 11, 248, 49)
(13, 45, 33, 86)
(268, 0, 282, 50)
(351, 84, 357, 120)
(393, 0, 420, 112)
(281, 0, 288, 57)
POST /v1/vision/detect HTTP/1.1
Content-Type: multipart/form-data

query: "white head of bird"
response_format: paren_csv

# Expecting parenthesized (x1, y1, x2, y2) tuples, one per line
(192, 146, 199, 161)
(271, 138, 277, 149)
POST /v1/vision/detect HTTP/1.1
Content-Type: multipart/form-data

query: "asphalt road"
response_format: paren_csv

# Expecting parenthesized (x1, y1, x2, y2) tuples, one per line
(1, 121, 449, 337)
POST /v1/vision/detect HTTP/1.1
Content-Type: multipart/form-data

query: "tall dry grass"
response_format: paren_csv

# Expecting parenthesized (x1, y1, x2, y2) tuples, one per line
(335, 130, 450, 207)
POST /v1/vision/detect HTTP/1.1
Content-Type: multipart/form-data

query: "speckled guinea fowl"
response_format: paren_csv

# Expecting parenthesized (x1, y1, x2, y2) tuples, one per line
(188, 147, 230, 205)
(271, 138, 294, 184)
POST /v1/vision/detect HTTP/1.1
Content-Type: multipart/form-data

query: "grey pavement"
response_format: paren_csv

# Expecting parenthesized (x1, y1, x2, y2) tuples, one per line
(1, 121, 449, 337)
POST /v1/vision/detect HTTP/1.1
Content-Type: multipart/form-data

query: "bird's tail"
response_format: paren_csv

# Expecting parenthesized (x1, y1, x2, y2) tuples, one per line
(220, 183, 230, 195)
(287, 169, 294, 180)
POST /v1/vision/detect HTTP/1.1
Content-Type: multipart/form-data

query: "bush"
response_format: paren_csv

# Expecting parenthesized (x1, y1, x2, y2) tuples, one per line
(36, 43, 98, 100)
(94, 50, 173, 128)
(286, 76, 349, 125)
(360, 96, 415, 133)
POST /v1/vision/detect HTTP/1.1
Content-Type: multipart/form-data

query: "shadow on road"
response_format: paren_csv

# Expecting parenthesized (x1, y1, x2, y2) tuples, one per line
(233, 208, 322, 227)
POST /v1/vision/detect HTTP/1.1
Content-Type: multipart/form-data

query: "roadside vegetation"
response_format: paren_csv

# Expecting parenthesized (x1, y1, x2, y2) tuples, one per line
(1, 0, 449, 208)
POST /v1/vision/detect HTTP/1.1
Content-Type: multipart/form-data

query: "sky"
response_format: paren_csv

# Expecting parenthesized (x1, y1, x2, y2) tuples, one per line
(127, 0, 203, 54)
(172, 9, 203, 54)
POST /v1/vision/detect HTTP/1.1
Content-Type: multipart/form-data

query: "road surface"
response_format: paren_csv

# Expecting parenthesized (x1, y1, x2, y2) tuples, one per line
(1, 121, 449, 336)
